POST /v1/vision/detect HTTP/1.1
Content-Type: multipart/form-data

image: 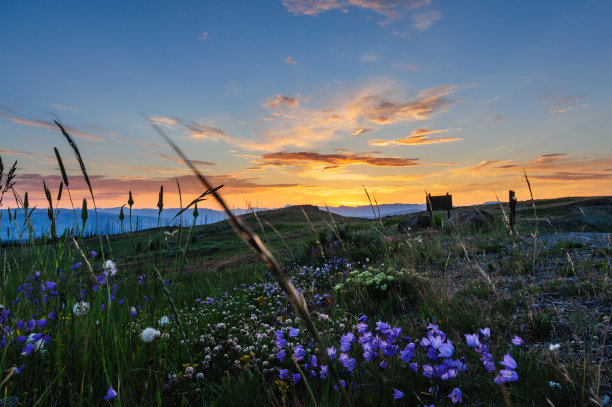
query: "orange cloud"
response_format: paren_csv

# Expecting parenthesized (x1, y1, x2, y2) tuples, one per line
(349, 85, 456, 124)
(12, 173, 304, 209)
(266, 94, 300, 108)
(284, 56, 297, 65)
(159, 84, 458, 152)
(258, 151, 419, 168)
(369, 128, 461, 146)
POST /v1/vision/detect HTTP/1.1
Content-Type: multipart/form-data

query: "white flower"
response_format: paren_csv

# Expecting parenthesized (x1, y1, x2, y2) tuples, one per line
(24, 334, 47, 355)
(548, 343, 561, 351)
(196, 372, 204, 380)
(184, 366, 194, 376)
(104, 260, 117, 276)
(159, 316, 169, 326)
(72, 301, 91, 316)
(141, 327, 161, 343)
(549, 381, 562, 389)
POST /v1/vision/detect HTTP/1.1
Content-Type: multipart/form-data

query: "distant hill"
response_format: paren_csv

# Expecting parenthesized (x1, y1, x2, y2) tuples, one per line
(322, 203, 426, 218)
(0, 203, 426, 241)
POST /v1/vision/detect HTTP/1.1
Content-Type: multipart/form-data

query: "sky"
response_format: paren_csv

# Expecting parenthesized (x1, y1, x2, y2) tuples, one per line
(1, 0, 611, 210)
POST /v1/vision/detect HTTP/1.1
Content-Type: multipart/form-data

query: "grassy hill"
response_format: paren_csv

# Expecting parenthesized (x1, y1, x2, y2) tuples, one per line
(0, 197, 610, 406)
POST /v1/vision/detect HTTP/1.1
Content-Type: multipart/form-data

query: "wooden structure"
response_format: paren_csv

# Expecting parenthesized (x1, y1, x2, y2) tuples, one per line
(426, 193, 453, 219)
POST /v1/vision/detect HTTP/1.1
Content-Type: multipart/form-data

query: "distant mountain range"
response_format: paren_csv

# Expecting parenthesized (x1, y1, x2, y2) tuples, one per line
(0, 203, 426, 241)
(320, 203, 426, 218)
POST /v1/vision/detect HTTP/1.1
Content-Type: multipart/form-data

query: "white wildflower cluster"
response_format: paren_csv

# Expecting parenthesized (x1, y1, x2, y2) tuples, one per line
(73, 301, 91, 316)
(104, 260, 117, 277)
(141, 327, 161, 343)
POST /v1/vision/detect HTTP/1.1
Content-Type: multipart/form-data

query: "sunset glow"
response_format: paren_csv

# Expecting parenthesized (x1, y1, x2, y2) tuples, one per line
(1, 1, 610, 210)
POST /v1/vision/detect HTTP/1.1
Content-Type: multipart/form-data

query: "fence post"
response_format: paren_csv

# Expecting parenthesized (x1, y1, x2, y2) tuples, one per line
(509, 190, 517, 232)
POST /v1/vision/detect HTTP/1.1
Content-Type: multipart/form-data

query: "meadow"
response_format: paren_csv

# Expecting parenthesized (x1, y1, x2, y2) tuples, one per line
(0, 124, 609, 406)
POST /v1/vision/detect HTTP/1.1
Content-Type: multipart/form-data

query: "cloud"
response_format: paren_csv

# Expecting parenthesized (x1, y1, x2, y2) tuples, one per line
(137, 150, 216, 167)
(198, 32, 208, 40)
(51, 104, 78, 112)
(350, 85, 456, 124)
(393, 63, 419, 70)
(0, 110, 108, 142)
(492, 114, 504, 123)
(164, 83, 458, 152)
(266, 94, 300, 108)
(282, 0, 433, 23)
(284, 56, 297, 65)
(258, 151, 420, 168)
(539, 89, 587, 114)
(352, 127, 374, 135)
(369, 128, 461, 146)
(0, 148, 28, 156)
(178, 120, 233, 142)
(410, 9, 441, 31)
(13, 173, 303, 208)
(150, 117, 178, 128)
(529, 172, 611, 181)
(360, 54, 378, 63)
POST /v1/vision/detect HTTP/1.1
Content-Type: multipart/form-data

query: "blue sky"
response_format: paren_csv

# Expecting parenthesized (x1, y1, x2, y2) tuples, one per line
(1, 0, 611, 208)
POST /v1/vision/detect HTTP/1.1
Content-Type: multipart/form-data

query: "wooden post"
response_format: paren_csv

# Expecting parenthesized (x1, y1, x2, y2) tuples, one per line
(509, 190, 517, 231)
(446, 192, 451, 219)
(427, 193, 433, 221)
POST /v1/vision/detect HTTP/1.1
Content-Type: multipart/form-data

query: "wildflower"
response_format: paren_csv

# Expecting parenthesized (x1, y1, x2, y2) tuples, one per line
(184, 366, 194, 378)
(288, 326, 299, 337)
(494, 369, 519, 384)
(548, 343, 560, 351)
(103, 386, 117, 400)
(409, 362, 418, 372)
(276, 350, 286, 362)
(327, 346, 337, 360)
(70, 262, 83, 271)
(549, 381, 562, 389)
(320, 365, 328, 379)
(464, 333, 480, 348)
(21, 343, 35, 356)
(275, 338, 287, 349)
(379, 360, 387, 368)
(72, 301, 91, 317)
(400, 343, 415, 364)
(26, 319, 36, 331)
(91, 250, 98, 257)
(511, 335, 524, 346)
(159, 316, 169, 326)
(310, 355, 318, 367)
(333, 379, 346, 390)
(393, 389, 404, 400)
(104, 260, 117, 277)
(130, 307, 137, 317)
(141, 327, 161, 343)
(291, 373, 301, 384)
(338, 353, 356, 371)
(479, 327, 490, 339)
(499, 354, 517, 370)
(438, 341, 454, 358)
(449, 388, 462, 403)
(293, 345, 306, 361)
(279, 369, 289, 379)
(196, 372, 204, 380)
